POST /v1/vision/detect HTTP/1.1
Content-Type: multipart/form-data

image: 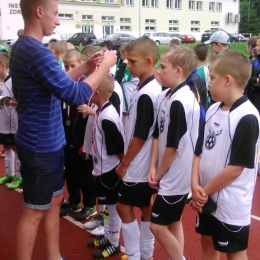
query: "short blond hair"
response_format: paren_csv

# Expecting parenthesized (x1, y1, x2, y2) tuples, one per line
(126, 37, 159, 66)
(210, 49, 251, 89)
(168, 38, 181, 49)
(81, 45, 97, 56)
(51, 40, 68, 54)
(98, 74, 115, 99)
(63, 49, 82, 63)
(161, 46, 196, 78)
(20, 0, 58, 20)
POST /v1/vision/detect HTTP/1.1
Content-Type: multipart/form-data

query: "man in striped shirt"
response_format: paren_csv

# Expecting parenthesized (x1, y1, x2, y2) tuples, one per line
(9, 1, 117, 260)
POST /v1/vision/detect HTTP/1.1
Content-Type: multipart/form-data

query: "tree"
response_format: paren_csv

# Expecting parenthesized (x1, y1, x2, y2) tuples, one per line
(239, 0, 260, 35)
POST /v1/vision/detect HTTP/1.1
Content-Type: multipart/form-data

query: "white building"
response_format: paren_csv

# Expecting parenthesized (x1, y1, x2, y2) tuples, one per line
(0, 0, 240, 41)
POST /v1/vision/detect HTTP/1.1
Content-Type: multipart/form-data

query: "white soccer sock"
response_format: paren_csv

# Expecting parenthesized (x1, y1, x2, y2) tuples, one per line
(121, 220, 140, 260)
(5, 149, 15, 176)
(140, 221, 154, 260)
(103, 206, 109, 239)
(15, 151, 21, 178)
(105, 204, 121, 247)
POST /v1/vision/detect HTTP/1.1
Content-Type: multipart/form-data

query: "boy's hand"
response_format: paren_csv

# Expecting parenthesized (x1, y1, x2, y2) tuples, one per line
(190, 200, 203, 213)
(77, 104, 96, 116)
(191, 185, 208, 204)
(148, 167, 158, 189)
(116, 162, 128, 179)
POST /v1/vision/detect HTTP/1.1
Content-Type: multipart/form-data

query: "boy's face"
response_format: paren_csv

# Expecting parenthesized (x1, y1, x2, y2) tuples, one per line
(208, 63, 226, 101)
(100, 46, 108, 52)
(158, 56, 179, 88)
(210, 43, 225, 55)
(64, 58, 81, 72)
(82, 54, 89, 62)
(256, 39, 260, 55)
(126, 50, 150, 78)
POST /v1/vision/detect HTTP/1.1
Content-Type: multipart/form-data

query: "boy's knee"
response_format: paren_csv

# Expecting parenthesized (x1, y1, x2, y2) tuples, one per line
(201, 235, 214, 251)
(150, 223, 163, 236)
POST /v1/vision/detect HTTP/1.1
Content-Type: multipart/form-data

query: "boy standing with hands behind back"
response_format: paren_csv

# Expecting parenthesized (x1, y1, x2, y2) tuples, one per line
(191, 50, 260, 260)
(116, 37, 161, 260)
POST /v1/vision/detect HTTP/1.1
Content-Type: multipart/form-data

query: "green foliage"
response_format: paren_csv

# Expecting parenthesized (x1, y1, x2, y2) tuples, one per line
(240, 0, 260, 35)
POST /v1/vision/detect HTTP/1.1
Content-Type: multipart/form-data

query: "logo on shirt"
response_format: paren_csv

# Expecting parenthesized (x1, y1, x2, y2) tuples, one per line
(98, 196, 106, 200)
(205, 126, 222, 150)
(160, 110, 165, 133)
(118, 192, 122, 197)
(218, 241, 229, 246)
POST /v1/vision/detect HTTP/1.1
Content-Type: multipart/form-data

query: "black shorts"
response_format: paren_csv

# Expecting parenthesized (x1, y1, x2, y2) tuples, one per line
(196, 213, 249, 253)
(151, 194, 188, 225)
(117, 181, 157, 207)
(0, 133, 15, 145)
(96, 167, 120, 205)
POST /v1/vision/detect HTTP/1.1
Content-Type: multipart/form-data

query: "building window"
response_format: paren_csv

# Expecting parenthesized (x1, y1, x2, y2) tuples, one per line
(82, 15, 93, 20)
(175, 0, 181, 9)
(58, 14, 73, 19)
(120, 18, 131, 22)
(169, 20, 179, 24)
(145, 19, 156, 24)
(102, 16, 114, 21)
(191, 21, 200, 25)
(125, 0, 133, 6)
(191, 27, 200, 32)
(211, 27, 219, 30)
(189, 1, 195, 10)
(100, 0, 116, 3)
(142, 0, 148, 7)
(169, 27, 179, 32)
(145, 26, 156, 31)
(211, 21, 219, 26)
(167, 0, 173, 8)
(216, 2, 222, 11)
(151, 0, 157, 7)
(196, 1, 202, 10)
(120, 26, 131, 30)
(209, 2, 215, 11)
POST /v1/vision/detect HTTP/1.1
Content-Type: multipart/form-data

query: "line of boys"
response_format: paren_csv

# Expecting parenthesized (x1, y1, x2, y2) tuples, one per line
(54, 35, 259, 260)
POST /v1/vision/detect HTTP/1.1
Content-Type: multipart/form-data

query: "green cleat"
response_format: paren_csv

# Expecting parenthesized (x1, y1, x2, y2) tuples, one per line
(0, 174, 13, 184)
(7, 176, 23, 189)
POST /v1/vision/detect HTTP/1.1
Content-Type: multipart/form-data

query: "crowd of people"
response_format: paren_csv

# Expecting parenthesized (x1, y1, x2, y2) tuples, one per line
(1, 1, 260, 260)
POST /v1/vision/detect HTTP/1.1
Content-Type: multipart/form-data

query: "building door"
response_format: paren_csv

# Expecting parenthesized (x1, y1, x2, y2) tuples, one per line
(82, 25, 94, 33)
(103, 26, 113, 37)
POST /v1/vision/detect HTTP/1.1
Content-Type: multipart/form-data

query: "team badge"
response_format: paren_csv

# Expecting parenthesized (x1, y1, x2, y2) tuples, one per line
(205, 126, 222, 150)
(160, 110, 165, 133)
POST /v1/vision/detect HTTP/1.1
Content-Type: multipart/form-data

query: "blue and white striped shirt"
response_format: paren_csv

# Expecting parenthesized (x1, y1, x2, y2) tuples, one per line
(10, 36, 92, 153)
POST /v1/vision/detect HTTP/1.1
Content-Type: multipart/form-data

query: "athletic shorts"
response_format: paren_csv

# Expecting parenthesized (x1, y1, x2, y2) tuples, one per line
(151, 194, 188, 225)
(196, 212, 249, 253)
(117, 181, 157, 207)
(16, 145, 64, 210)
(96, 167, 120, 205)
(0, 133, 15, 145)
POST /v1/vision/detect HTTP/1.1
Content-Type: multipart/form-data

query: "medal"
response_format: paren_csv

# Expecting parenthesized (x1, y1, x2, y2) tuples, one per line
(94, 156, 98, 164)
(66, 119, 71, 126)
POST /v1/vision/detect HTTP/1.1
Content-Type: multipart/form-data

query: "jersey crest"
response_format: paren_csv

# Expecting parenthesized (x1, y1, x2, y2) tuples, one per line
(205, 126, 222, 150)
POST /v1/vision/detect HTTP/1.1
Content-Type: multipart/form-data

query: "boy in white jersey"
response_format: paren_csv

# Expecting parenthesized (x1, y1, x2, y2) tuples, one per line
(86, 74, 124, 259)
(191, 49, 260, 260)
(116, 37, 162, 260)
(0, 53, 21, 189)
(148, 46, 200, 260)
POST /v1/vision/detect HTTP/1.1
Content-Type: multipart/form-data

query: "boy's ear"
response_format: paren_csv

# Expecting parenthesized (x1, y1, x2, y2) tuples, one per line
(225, 75, 233, 87)
(146, 56, 153, 67)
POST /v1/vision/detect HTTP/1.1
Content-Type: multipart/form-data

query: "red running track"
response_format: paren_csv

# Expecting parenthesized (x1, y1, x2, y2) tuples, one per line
(0, 149, 260, 260)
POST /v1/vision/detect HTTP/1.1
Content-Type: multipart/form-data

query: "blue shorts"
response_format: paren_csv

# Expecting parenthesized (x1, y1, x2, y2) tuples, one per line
(17, 145, 64, 210)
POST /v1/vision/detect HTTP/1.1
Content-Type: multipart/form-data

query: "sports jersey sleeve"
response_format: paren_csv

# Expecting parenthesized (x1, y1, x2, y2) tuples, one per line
(153, 118, 159, 139)
(30, 48, 92, 106)
(133, 94, 154, 140)
(102, 119, 124, 155)
(166, 100, 187, 149)
(229, 114, 259, 168)
(109, 91, 120, 116)
(194, 118, 206, 156)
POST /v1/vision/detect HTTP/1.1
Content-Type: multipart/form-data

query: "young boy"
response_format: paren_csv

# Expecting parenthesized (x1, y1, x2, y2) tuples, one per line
(191, 49, 260, 260)
(116, 37, 162, 260)
(204, 31, 229, 55)
(81, 45, 97, 62)
(148, 46, 200, 260)
(48, 40, 68, 69)
(0, 53, 21, 189)
(87, 74, 124, 259)
(60, 49, 97, 221)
